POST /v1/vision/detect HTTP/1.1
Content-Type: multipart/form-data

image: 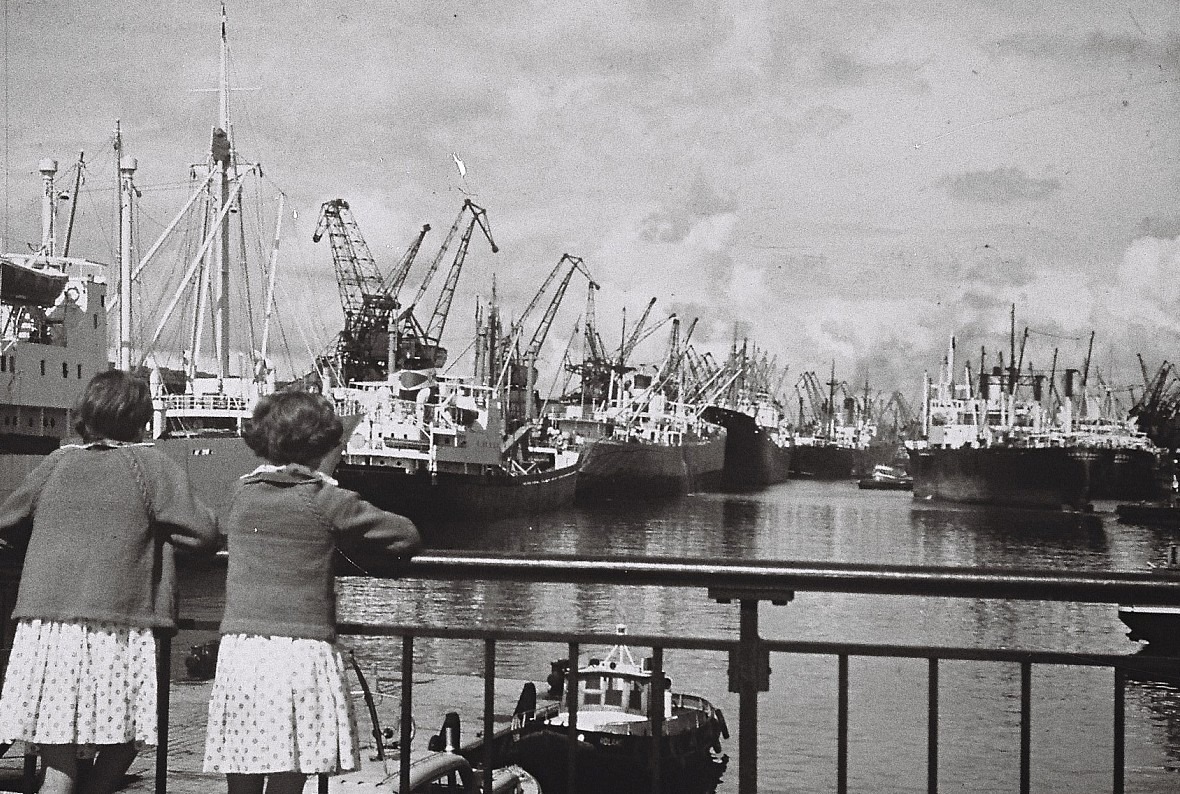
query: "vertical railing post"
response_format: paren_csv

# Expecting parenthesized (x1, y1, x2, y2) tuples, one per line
(156, 632, 171, 794)
(399, 635, 413, 794)
(648, 646, 664, 794)
(837, 654, 848, 794)
(711, 586, 792, 794)
(927, 658, 938, 794)
(483, 639, 496, 794)
(1113, 666, 1125, 794)
(1020, 660, 1031, 794)
(737, 599, 760, 794)
(565, 641, 580, 794)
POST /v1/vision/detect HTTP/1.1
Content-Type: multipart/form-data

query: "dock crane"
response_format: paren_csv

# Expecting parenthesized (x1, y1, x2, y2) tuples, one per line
(396, 199, 497, 370)
(563, 280, 610, 406)
(312, 198, 431, 383)
(498, 254, 595, 372)
(501, 255, 596, 421)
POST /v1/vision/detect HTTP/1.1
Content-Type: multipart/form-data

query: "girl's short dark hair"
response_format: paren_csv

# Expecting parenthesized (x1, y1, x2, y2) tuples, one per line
(75, 369, 153, 442)
(243, 390, 343, 466)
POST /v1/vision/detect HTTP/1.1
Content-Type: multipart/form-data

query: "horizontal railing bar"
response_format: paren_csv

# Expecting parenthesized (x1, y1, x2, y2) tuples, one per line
(339, 551, 1180, 604)
(758, 640, 1180, 668)
(175, 619, 1180, 669)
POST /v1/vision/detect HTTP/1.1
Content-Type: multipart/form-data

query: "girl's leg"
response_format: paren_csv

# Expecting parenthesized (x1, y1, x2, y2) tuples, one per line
(38, 745, 79, 794)
(226, 773, 266, 794)
(80, 742, 138, 794)
(264, 771, 309, 794)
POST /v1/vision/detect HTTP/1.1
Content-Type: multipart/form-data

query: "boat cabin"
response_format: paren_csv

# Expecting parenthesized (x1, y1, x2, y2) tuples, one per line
(549, 642, 671, 730)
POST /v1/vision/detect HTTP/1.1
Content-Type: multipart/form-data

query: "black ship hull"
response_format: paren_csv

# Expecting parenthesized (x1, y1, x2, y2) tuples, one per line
(482, 723, 726, 794)
(908, 446, 1090, 510)
(699, 406, 791, 491)
(790, 443, 860, 480)
(1115, 502, 1180, 527)
(1118, 604, 1180, 651)
(1071, 446, 1160, 501)
(574, 433, 725, 501)
(335, 461, 579, 524)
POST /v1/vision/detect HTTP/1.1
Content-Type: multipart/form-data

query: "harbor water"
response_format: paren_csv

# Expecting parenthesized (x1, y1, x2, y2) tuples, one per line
(178, 481, 1180, 793)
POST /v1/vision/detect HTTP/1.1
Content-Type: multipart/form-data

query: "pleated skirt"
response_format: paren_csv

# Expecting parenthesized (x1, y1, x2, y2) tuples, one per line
(0, 618, 158, 753)
(203, 634, 361, 775)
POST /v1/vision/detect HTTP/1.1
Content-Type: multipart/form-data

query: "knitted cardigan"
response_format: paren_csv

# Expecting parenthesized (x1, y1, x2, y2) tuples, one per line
(0, 442, 219, 630)
(219, 464, 421, 642)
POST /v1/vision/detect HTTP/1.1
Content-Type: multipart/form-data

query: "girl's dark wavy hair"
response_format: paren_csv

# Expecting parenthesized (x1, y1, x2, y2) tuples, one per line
(242, 390, 343, 466)
(74, 369, 153, 442)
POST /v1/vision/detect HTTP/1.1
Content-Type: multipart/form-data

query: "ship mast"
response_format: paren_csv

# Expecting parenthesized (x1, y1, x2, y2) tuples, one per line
(118, 142, 138, 371)
(212, 1, 233, 380)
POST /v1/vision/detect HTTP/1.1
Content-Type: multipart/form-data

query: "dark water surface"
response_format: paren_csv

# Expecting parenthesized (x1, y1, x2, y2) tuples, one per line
(180, 480, 1180, 793)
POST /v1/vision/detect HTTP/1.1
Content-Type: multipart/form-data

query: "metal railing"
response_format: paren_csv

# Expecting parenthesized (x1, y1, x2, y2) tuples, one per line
(152, 554, 1180, 793)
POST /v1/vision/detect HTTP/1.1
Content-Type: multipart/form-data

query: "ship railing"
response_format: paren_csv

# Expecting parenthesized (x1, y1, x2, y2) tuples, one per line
(91, 554, 1180, 794)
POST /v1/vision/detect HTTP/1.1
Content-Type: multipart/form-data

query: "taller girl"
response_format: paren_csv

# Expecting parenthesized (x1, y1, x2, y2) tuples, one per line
(0, 369, 220, 794)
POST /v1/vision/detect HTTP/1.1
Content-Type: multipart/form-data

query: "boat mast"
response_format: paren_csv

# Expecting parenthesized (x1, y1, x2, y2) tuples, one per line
(826, 360, 837, 439)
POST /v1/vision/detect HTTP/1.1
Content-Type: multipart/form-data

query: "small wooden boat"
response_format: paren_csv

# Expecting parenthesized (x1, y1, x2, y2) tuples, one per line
(471, 628, 727, 794)
(857, 463, 913, 491)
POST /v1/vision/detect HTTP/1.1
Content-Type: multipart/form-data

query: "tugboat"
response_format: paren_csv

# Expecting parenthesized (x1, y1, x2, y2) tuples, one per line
(857, 463, 913, 491)
(476, 627, 728, 794)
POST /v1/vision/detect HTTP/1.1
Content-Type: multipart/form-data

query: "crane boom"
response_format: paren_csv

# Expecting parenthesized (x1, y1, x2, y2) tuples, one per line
(525, 256, 595, 359)
(382, 223, 431, 303)
(411, 199, 498, 315)
(423, 201, 497, 346)
(616, 297, 657, 366)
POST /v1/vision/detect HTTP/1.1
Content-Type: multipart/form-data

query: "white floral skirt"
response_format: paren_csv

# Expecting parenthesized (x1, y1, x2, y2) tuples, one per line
(203, 634, 361, 775)
(0, 619, 158, 752)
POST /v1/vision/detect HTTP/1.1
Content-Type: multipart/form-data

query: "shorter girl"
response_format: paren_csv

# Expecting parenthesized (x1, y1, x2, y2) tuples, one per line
(204, 390, 421, 794)
(0, 369, 219, 794)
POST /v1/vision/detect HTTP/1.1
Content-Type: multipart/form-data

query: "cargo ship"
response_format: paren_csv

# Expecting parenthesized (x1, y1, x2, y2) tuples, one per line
(699, 340, 792, 491)
(547, 310, 726, 501)
(332, 372, 580, 526)
(319, 208, 585, 526)
(908, 336, 1090, 511)
(570, 393, 726, 500)
(0, 160, 111, 502)
(790, 366, 893, 480)
(699, 403, 791, 491)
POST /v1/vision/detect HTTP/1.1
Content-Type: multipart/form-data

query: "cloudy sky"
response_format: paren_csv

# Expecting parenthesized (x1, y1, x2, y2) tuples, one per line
(2, 0, 1178, 406)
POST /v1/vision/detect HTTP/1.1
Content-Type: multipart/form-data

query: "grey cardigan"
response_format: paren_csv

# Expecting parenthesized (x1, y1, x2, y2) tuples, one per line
(219, 464, 421, 642)
(0, 442, 219, 630)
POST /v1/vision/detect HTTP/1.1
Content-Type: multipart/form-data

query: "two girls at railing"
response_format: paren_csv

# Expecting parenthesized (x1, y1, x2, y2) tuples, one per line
(0, 371, 421, 794)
